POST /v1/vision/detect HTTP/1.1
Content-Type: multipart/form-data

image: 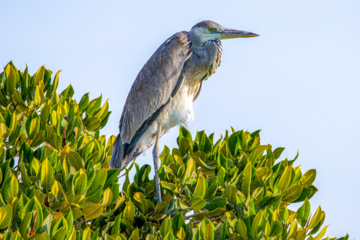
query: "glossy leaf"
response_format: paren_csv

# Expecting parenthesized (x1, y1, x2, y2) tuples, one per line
(241, 162, 252, 196)
(300, 169, 316, 187)
(194, 175, 207, 198)
(82, 203, 103, 221)
(297, 198, 311, 227)
(189, 197, 206, 212)
(40, 159, 54, 191)
(102, 188, 113, 207)
(0, 205, 12, 229)
(278, 166, 292, 193)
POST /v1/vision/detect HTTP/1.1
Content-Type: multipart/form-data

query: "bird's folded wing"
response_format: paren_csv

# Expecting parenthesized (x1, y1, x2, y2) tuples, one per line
(119, 32, 192, 145)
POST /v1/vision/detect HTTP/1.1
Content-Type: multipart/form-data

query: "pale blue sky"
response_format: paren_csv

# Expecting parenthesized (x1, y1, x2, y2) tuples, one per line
(1, 0, 359, 238)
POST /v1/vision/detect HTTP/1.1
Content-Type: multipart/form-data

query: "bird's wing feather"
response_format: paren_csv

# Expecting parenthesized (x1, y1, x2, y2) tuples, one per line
(119, 32, 192, 146)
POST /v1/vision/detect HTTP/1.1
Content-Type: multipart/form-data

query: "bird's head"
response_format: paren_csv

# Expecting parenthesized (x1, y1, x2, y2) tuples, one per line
(190, 20, 259, 46)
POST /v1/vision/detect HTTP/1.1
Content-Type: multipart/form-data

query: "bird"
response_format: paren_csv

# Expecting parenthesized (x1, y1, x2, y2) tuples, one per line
(110, 20, 258, 203)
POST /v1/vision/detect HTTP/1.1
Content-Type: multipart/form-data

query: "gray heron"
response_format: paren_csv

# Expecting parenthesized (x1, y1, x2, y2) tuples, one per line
(110, 20, 258, 203)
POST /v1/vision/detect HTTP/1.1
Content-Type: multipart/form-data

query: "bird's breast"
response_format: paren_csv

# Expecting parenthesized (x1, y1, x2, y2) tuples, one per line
(186, 39, 222, 85)
(156, 85, 195, 133)
(135, 84, 195, 155)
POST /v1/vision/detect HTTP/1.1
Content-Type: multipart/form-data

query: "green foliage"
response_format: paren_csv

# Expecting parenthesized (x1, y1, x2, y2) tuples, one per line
(0, 62, 349, 240)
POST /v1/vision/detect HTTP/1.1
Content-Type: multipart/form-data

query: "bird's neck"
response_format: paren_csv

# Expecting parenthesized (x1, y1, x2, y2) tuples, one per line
(189, 31, 216, 47)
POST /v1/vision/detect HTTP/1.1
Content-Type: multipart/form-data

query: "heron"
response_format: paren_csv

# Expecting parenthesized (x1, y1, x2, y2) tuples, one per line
(110, 20, 258, 203)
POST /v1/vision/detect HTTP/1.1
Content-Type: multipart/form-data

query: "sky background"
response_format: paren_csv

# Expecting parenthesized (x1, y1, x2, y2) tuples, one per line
(1, 0, 359, 238)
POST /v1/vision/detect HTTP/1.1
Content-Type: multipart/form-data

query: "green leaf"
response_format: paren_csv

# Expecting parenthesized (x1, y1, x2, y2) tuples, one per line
(258, 196, 281, 210)
(0, 123, 8, 138)
(34, 85, 44, 106)
(1, 176, 12, 204)
(9, 231, 24, 240)
(183, 158, 196, 183)
(111, 214, 122, 235)
(52, 226, 66, 240)
(179, 125, 193, 144)
(141, 199, 155, 215)
(171, 213, 185, 235)
(0, 205, 12, 229)
(73, 172, 87, 195)
(40, 159, 54, 191)
(10, 174, 19, 199)
(123, 201, 136, 223)
(67, 151, 84, 170)
(13, 89, 24, 106)
(161, 218, 172, 237)
(217, 167, 226, 188)
(241, 162, 252, 196)
(105, 169, 119, 188)
(19, 212, 32, 238)
(251, 210, 263, 236)
(82, 203, 103, 221)
(204, 223, 215, 240)
(27, 115, 40, 140)
(129, 228, 139, 240)
(46, 71, 60, 97)
(287, 221, 298, 239)
(294, 186, 318, 202)
(308, 206, 322, 229)
(192, 156, 215, 175)
(235, 219, 247, 239)
(51, 180, 62, 198)
(102, 188, 113, 207)
(297, 198, 311, 227)
(204, 179, 218, 201)
(277, 166, 292, 193)
(48, 132, 61, 150)
(179, 138, 191, 156)
(227, 133, 239, 157)
(34, 197, 44, 231)
(282, 185, 303, 202)
(273, 147, 285, 159)
(84, 117, 101, 131)
(300, 169, 316, 187)
(160, 181, 176, 195)
(34, 66, 44, 84)
(60, 84, 74, 99)
(189, 197, 206, 212)
(79, 93, 90, 112)
(314, 225, 329, 240)
(176, 227, 186, 239)
(194, 175, 207, 198)
(5, 64, 17, 95)
(95, 100, 109, 120)
(200, 219, 215, 240)
(86, 95, 102, 116)
(30, 130, 45, 148)
(224, 184, 237, 205)
(153, 202, 168, 215)
(269, 221, 282, 236)
(204, 197, 226, 211)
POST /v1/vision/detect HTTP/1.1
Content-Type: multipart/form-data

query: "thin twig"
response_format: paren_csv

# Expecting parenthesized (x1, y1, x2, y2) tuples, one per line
(75, 219, 85, 228)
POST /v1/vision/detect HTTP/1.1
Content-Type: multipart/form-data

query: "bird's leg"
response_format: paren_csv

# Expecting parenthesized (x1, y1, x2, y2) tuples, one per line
(152, 126, 162, 204)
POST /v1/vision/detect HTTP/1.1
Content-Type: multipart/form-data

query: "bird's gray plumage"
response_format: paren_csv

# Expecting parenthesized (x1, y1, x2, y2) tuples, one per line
(110, 20, 258, 169)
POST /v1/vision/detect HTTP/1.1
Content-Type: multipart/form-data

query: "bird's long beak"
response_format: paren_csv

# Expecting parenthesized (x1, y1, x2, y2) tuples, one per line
(219, 28, 259, 39)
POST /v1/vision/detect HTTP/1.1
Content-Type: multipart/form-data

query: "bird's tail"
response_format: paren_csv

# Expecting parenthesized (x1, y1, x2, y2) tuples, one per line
(110, 134, 124, 169)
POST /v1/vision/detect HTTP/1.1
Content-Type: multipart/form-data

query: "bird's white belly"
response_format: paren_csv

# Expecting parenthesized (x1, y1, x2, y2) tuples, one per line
(161, 86, 194, 131)
(137, 86, 194, 153)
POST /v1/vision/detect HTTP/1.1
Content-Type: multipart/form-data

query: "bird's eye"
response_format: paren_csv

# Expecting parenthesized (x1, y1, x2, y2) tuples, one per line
(208, 27, 214, 32)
